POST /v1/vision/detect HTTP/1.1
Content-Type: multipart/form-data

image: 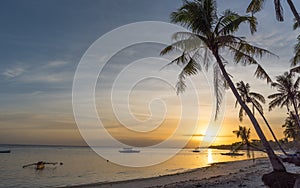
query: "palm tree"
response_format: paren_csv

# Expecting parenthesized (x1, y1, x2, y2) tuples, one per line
(161, 0, 285, 171)
(291, 36, 300, 68)
(235, 81, 265, 121)
(232, 126, 266, 157)
(233, 126, 251, 155)
(236, 81, 289, 155)
(291, 22, 300, 69)
(268, 72, 300, 130)
(246, 0, 300, 26)
(282, 112, 298, 142)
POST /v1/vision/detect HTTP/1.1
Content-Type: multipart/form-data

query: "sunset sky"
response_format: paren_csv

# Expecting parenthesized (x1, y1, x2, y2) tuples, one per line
(0, 0, 299, 147)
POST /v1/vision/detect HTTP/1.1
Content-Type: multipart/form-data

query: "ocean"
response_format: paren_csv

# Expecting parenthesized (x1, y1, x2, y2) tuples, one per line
(0, 145, 266, 188)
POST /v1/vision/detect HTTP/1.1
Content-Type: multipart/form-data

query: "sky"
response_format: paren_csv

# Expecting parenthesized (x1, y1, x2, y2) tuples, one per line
(0, 0, 299, 147)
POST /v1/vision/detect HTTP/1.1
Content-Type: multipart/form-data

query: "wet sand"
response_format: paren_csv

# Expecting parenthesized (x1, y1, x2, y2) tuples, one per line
(69, 158, 300, 188)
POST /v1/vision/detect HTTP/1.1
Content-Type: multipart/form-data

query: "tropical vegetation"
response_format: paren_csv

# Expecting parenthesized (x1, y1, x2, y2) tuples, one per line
(161, 0, 285, 171)
(163, 0, 300, 186)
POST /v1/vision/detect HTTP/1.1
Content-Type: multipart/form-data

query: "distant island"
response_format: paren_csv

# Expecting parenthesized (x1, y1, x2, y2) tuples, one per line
(209, 140, 296, 152)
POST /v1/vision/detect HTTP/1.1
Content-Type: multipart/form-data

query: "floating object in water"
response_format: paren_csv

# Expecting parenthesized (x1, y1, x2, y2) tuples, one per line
(192, 147, 201, 153)
(22, 161, 62, 170)
(119, 147, 140, 153)
(0, 148, 10, 153)
(221, 152, 244, 156)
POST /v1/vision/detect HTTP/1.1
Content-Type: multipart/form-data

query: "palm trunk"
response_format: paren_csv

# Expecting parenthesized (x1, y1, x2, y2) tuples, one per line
(252, 101, 290, 156)
(286, 0, 300, 27)
(213, 51, 286, 172)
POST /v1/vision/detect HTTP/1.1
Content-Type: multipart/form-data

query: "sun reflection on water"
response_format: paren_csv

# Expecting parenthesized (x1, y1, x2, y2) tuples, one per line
(207, 149, 214, 164)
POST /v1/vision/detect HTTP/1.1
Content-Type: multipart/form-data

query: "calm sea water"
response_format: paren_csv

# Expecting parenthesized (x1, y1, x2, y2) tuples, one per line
(0, 146, 266, 188)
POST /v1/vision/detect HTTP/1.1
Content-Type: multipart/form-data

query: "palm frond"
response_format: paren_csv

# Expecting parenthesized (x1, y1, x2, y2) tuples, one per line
(160, 45, 175, 56)
(235, 100, 239, 108)
(246, 0, 265, 14)
(227, 40, 277, 59)
(218, 10, 257, 35)
(176, 57, 202, 94)
(293, 19, 299, 30)
(171, 0, 217, 35)
(294, 76, 300, 91)
(254, 64, 272, 83)
(161, 38, 203, 56)
(226, 45, 259, 65)
(176, 74, 187, 95)
(269, 96, 287, 111)
(249, 92, 266, 104)
(267, 93, 284, 99)
(290, 65, 300, 73)
(239, 107, 244, 122)
(252, 99, 264, 114)
(213, 62, 226, 120)
(291, 36, 300, 66)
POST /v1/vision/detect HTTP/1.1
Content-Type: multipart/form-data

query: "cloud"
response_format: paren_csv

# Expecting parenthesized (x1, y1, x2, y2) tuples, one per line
(2, 66, 25, 78)
(44, 60, 70, 68)
(20, 71, 73, 83)
(2, 60, 73, 84)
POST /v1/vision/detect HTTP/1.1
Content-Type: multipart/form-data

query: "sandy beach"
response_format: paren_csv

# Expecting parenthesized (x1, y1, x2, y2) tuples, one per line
(68, 158, 300, 188)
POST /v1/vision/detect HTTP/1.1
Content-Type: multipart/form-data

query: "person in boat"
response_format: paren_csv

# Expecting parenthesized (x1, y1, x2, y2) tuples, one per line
(22, 161, 62, 170)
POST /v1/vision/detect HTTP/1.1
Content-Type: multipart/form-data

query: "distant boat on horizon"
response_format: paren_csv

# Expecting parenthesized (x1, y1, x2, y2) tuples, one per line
(119, 147, 140, 153)
(192, 147, 201, 153)
(0, 148, 10, 153)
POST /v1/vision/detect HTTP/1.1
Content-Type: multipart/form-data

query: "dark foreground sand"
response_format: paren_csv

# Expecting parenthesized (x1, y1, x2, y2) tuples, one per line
(68, 158, 300, 188)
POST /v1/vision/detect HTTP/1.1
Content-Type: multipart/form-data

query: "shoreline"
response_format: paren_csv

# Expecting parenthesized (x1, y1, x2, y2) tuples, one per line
(67, 157, 275, 188)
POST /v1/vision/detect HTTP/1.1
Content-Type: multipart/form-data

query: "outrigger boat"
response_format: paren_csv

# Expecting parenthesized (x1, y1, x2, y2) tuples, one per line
(221, 152, 244, 156)
(192, 147, 201, 153)
(0, 148, 10, 153)
(119, 147, 140, 153)
(22, 161, 62, 170)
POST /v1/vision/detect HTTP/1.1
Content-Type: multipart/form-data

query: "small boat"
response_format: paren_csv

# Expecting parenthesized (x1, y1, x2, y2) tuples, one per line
(119, 147, 140, 153)
(36, 161, 45, 170)
(0, 148, 10, 153)
(192, 148, 201, 153)
(23, 161, 61, 170)
(221, 152, 244, 156)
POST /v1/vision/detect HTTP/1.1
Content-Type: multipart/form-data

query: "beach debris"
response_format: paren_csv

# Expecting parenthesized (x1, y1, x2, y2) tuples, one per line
(22, 161, 63, 170)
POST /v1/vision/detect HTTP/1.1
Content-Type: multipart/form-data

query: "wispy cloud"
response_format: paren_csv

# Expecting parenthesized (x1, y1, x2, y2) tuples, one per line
(44, 60, 70, 68)
(2, 66, 25, 78)
(2, 60, 73, 84)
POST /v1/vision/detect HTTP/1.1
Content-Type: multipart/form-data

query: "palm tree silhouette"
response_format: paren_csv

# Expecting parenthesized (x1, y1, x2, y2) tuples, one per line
(235, 81, 265, 121)
(291, 22, 300, 69)
(246, 0, 300, 25)
(161, 0, 285, 171)
(235, 81, 289, 155)
(268, 72, 300, 130)
(282, 112, 299, 142)
(291, 36, 300, 68)
(232, 126, 264, 158)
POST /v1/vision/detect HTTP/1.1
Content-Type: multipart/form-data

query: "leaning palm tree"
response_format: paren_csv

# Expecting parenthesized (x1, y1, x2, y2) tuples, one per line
(268, 72, 300, 130)
(161, 0, 285, 171)
(246, 0, 300, 26)
(235, 81, 289, 155)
